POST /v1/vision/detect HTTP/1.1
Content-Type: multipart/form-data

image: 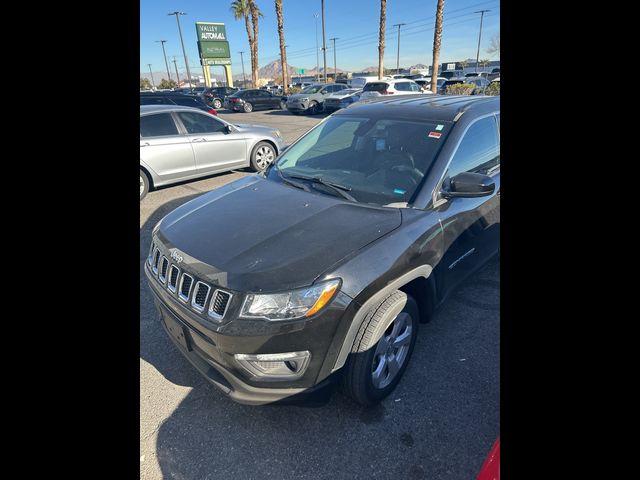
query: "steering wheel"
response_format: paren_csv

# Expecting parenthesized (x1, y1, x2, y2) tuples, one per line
(390, 165, 423, 186)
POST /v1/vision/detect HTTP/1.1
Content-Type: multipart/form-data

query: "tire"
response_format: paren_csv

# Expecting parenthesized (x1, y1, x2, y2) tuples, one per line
(340, 291, 419, 406)
(140, 169, 150, 201)
(212, 98, 223, 109)
(308, 101, 320, 115)
(250, 141, 276, 172)
(280, 100, 287, 110)
(243, 102, 253, 113)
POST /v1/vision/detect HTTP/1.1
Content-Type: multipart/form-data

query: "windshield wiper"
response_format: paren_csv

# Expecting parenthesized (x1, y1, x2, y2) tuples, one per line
(273, 166, 311, 192)
(287, 174, 357, 202)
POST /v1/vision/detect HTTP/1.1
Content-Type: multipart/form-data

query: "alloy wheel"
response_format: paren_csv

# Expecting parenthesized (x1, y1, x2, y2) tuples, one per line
(371, 312, 413, 389)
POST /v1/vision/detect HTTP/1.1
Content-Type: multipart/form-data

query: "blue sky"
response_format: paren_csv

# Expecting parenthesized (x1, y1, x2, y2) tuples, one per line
(140, 0, 499, 77)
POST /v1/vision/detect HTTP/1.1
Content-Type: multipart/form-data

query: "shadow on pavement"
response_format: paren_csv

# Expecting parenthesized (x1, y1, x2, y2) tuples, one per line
(140, 193, 499, 480)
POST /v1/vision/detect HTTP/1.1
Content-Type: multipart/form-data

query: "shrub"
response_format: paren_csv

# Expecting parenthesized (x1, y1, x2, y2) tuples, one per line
(287, 87, 302, 94)
(445, 83, 475, 95)
(485, 81, 500, 96)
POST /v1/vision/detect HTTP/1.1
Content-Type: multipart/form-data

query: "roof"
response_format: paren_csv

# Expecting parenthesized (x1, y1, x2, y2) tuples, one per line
(338, 95, 499, 122)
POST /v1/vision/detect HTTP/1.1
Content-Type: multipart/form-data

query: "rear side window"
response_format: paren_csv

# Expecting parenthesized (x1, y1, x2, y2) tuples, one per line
(448, 116, 500, 178)
(395, 82, 410, 91)
(176, 111, 226, 134)
(171, 96, 205, 108)
(140, 96, 170, 105)
(363, 82, 388, 92)
(140, 113, 179, 137)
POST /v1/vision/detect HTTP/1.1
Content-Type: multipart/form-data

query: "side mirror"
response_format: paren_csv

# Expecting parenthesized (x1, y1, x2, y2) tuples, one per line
(442, 172, 495, 198)
(224, 124, 233, 134)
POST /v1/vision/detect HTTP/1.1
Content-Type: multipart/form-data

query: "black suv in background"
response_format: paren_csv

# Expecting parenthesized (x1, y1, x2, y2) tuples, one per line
(224, 89, 286, 113)
(203, 87, 239, 109)
(139, 92, 217, 115)
(145, 95, 500, 406)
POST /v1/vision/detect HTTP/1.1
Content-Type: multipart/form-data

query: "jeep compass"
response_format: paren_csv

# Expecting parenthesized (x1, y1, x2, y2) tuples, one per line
(144, 95, 500, 406)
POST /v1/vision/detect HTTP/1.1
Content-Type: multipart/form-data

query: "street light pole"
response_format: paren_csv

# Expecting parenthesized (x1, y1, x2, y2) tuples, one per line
(314, 13, 320, 82)
(168, 12, 192, 87)
(321, 0, 327, 82)
(172, 56, 181, 87)
(147, 63, 155, 88)
(239, 51, 247, 88)
(329, 37, 338, 80)
(474, 10, 490, 73)
(393, 23, 406, 75)
(156, 40, 171, 81)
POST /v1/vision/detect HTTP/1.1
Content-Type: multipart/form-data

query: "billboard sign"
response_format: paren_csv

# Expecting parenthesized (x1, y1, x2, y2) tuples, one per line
(196, 22, 231, 62)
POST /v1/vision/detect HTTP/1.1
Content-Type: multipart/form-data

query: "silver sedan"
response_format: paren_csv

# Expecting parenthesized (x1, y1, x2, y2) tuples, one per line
(140, 105, 286, 199)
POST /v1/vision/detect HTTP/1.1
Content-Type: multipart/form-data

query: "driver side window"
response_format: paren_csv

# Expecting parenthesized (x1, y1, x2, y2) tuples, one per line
(447, 116, 500, 179)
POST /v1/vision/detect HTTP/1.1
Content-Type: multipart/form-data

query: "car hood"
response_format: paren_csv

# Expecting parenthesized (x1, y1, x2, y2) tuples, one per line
(288, 93, 317, 100)
(156, 176, 402, 292)
(325, 93, 355, 100)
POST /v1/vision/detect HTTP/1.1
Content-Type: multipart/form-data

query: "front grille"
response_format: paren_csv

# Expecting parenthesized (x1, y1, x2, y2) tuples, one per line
(152, 248, 161, 274)
(158, 257, 169, 283)
(179, 274, 194, 302)
(191, 282, 211, 312)
(167, 265, 180, 293)
(147, 242, 155, 265)
(208, 290, 232, 320)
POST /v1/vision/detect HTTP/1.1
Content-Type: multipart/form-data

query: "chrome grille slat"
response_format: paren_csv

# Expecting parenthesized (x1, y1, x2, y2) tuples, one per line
(152, 248, 161, 274)
(158, 257, 169, 283)
(178, 273, 194, 302)
(147, 242, 155, 265)
(167, 265, 180, 293)
(191, 282, 211, 312)
(208, 290, 232, 320)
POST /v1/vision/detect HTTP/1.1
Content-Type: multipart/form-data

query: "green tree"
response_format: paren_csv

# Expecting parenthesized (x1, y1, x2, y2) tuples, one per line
(140, 78, 152, 90)
(378, 0, 387, 79)
(480, 58, 490, 71)
(275, 0, 288, 95)
(430, 0, 445, 93)
(158, 78, 177, 89)
(231, 0, 256, 87)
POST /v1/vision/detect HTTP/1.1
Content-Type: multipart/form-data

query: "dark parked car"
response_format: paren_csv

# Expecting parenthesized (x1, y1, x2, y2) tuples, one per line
(202, 86, 239, 109)
(145, 95, 500, 406)
(140, 93, 217, 115)
(224, 89, 285, 113)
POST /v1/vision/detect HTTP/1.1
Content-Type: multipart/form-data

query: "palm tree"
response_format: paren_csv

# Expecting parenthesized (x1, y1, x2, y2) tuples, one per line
(230, 0, 255, 87)
(430, 0, 445, 93)
(275, 0, 288, 95)
(248, 1, 263, 89)
(378, 0, 387, 80)
(480, 58, 490, 71)
(487, 34, 500, 57)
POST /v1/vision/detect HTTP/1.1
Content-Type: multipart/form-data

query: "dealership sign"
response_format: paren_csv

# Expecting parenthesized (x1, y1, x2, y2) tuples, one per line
(196, 22, 231, 61)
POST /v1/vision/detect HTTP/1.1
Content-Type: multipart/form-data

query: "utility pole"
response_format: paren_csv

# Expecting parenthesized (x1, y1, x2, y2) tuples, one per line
(147, 64, 155, 88)
(239, 51, 247, 87)
(321, 0, 327, 82)
(314, 13, 320, 82)
(474, 10, 490, 72)
(155, 40, 171, 81)
(172, 57, 181, 87)
(168, 11, 192, 87)
(393, 23, 406, 75)
(329, 37, 338, 80)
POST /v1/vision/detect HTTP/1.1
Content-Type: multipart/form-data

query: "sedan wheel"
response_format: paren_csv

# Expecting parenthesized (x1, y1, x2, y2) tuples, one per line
(140, 169, 150, 201)
(280, 100, 286, 110)
(243, 102, 253, 113)
(213, 99, 223, 109)
(250, 141, 275, 171)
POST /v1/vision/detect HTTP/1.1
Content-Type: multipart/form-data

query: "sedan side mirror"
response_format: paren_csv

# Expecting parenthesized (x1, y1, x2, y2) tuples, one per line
(442, 172, 495, 198)
(224, 124, 233, 134)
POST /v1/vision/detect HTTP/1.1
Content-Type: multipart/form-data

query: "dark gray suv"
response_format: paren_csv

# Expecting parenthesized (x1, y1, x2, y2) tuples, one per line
(145, 95, 500, 406)
(286, 83, 349, 114)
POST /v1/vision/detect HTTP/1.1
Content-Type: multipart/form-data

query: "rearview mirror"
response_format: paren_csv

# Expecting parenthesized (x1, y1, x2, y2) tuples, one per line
(442, 172, 495, 198)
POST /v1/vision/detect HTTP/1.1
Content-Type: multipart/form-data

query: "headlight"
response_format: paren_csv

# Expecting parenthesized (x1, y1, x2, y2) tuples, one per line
(240, 279, 340, 321)
(301, 97, 309, 102)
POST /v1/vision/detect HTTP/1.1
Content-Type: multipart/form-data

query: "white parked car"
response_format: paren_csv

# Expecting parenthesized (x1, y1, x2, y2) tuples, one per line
(359, 79, 426, 98)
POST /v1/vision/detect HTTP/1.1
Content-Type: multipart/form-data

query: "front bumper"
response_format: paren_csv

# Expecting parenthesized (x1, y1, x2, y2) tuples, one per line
(144, 260, 353, 405)
(286, 101, 309, 112)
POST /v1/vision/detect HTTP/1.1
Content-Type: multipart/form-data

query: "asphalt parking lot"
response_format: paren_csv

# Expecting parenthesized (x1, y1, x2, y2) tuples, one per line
(140, 108, 499, 480)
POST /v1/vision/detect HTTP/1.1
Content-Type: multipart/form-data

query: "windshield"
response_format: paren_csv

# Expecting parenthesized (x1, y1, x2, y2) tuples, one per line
(268, 115, 450, 206)
(301, 85, 323, 94)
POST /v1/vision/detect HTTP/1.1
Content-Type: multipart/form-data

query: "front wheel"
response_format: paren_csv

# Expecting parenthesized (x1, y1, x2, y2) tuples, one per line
(340, 291, 419, 406)
(243, 102, 253, 113)
(212, 98, 223, 109)
(140, 169, 150, 200)
(280, 100, 287, 110)
(307, 101, 320, 115)
(250, 141, 276, 172)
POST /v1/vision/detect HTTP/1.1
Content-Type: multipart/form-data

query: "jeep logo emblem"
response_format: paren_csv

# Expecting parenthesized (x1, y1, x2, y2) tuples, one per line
(170, 250, 184, 264)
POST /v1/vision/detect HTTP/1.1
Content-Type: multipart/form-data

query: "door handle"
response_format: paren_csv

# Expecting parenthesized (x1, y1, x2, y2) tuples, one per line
(192, 138, 207, 143)
(140, 142, 150, 147)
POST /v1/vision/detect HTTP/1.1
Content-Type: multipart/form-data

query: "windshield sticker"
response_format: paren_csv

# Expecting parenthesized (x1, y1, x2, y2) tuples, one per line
(428, 132, 442, 139)
(375, 138, 386, 151)
(435, 124, 444, 131)
(393, 188, 407, 195)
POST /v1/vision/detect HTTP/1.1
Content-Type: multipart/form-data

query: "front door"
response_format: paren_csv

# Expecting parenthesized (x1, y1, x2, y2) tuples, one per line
(174, 111, 247, 174)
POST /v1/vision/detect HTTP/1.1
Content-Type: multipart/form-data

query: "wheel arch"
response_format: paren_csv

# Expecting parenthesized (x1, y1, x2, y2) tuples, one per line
(139, 163, 154, 189)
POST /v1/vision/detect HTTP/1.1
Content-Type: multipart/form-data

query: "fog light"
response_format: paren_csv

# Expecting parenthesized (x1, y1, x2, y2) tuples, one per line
(234, 351, 311, 380)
